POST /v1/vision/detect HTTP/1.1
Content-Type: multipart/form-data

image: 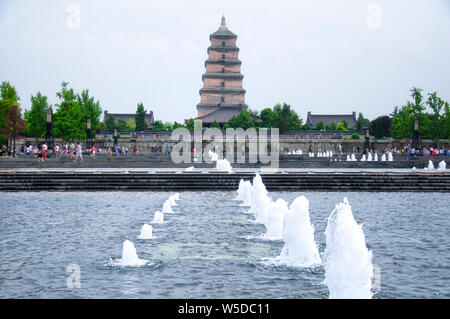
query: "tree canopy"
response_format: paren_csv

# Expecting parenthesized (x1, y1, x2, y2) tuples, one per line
(135, 103, 148, 131)
(24, 92, 51, 138)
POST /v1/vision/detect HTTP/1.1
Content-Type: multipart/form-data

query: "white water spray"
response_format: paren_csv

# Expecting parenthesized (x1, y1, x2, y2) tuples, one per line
(116, 240, 148, 267)
(151, 211, 164, 223)
(162, 199, 174, 214)
(138, 224, 155, 239)
(209, 150, 233, 172)
(388, 152, 393, 161)
(249, 174, 271, 224)
(427, 160, 434, 170)
(277, 196, 321, 267)
(323, 198, 374, 299)
(438, 160, 446, 170)
(236, 179, 252, 206)
(262, 198, 288, 240)
(168, 193, 180, 206)
(381, 153, 386, 161)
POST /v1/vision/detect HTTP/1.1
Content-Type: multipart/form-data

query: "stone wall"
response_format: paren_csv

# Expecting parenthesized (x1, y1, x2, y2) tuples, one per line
(22, 136, 450, 155)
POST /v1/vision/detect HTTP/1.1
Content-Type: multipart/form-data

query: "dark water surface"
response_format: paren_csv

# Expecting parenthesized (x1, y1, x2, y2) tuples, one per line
(0, 191, 449, 298)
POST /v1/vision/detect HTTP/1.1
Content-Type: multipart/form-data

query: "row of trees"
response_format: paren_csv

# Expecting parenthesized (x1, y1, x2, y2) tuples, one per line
(104, 103, 150, 132)
(390, 88, 450, 140)
(1, 81, 449, 143)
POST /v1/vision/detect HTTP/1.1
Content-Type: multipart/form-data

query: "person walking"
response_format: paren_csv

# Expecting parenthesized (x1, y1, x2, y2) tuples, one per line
(75, 143, 83, 162)
(42, 142, 48, 160)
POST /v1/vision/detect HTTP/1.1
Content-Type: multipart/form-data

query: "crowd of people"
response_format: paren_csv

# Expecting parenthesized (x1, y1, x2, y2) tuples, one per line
(2, 143, 141, 161)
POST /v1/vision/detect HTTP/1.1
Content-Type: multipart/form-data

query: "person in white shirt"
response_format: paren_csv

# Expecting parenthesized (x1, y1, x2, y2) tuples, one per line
(75, 143, 83, 161)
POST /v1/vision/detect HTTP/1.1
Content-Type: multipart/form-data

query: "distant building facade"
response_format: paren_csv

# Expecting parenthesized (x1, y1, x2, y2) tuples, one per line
(306, 112, 357, 129)
(103, 110, 154, 129)
(196, 16, 248, 125)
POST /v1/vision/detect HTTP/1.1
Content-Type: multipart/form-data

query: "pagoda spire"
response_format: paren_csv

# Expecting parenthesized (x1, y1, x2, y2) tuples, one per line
(221, 15, 226, 28)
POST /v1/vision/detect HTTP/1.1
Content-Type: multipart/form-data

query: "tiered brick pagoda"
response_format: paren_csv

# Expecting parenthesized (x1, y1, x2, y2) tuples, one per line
(196, 16, 248, 125)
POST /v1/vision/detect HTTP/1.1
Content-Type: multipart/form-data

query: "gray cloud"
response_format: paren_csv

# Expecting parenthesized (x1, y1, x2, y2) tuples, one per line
(1, 0, 449, 123)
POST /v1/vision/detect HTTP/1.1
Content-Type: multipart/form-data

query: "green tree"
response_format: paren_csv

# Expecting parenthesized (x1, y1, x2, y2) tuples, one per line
(301, 123, 311, 131)
(77, 89, 102, 136)
(152, 120, 165, 131)
(390, 105, 413, 139)
(336, 121, 349, 131)
(341, 120, 349, 129)
(163, 122, 173, 131)
(271, 103, 302, 132)
(210, 120, 221, 129)
(117, 118, 129, 131)
(24, 92, 51, 138)
(0, 81, 20, 102)
(173, 121, 186, 129)
(0, 104, 26, 154)
(127, 119, 135, 130)
(53, 82, 85, 141)
(0, 82, 20, 143)
(325, 122, 336, 131)
(355, 113, 371, 131)
(442, 101, 450, 139)
(228, 109, 255, 130)
(374, 118, 383, 139)
(135, 103, 148, 131)
(104, 115, 116, 131)
(410, 87, 425, 118)
(185, 118, 195, 131)
(260, 108, 273, 128)
(427, 92, 445, 141)
(315, 120, 325, 131)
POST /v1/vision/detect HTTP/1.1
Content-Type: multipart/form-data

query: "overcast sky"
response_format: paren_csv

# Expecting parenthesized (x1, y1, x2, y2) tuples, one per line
(1, 0, 449, 123)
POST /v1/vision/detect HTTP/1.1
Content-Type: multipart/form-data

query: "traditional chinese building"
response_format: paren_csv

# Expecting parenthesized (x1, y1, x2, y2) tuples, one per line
(196, 16, 248, 125)
(306, 111, 357, 129)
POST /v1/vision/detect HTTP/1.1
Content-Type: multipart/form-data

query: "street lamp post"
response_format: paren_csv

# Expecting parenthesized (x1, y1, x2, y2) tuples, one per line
(364, 127, 370, 152)
(86, 119, 92, 150)
(113, 129, 118, 148)
(413, 119, 419, 150)
(46, 109, 54, 156)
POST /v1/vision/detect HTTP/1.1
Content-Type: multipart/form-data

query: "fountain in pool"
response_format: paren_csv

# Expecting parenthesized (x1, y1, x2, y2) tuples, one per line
(208, 150, 233, 173)
(276, 196, 321, 267)
(162, 199, 174, 214)
(374, 153, 378, 161)
(438, 160, 446, 170)
(388, 152, 393, 161)
(138, 224, 155, 239)
(360, 154, 366, 161)
(426, 160, 434, 170)
(381, 153, 386, 161)
(168, 193, 180, 206)
(367, 153, 373, 161)
(249, 174, 271, 224)
(151, 211, 164, 223)
(262, 198, 289, 240)
(323, 197, 374, 299)
(346, 155, 351, 161)
(351, 154, 357, 161)
(236, 179, 252, 206)
(113, 240, 148, 267)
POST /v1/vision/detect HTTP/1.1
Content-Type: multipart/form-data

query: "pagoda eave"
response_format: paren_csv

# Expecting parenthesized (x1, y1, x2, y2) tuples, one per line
(199, 88, 246, 94)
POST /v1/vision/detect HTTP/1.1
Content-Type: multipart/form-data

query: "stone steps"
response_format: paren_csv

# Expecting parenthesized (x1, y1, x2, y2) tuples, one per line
(1, 172, 450, 191)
